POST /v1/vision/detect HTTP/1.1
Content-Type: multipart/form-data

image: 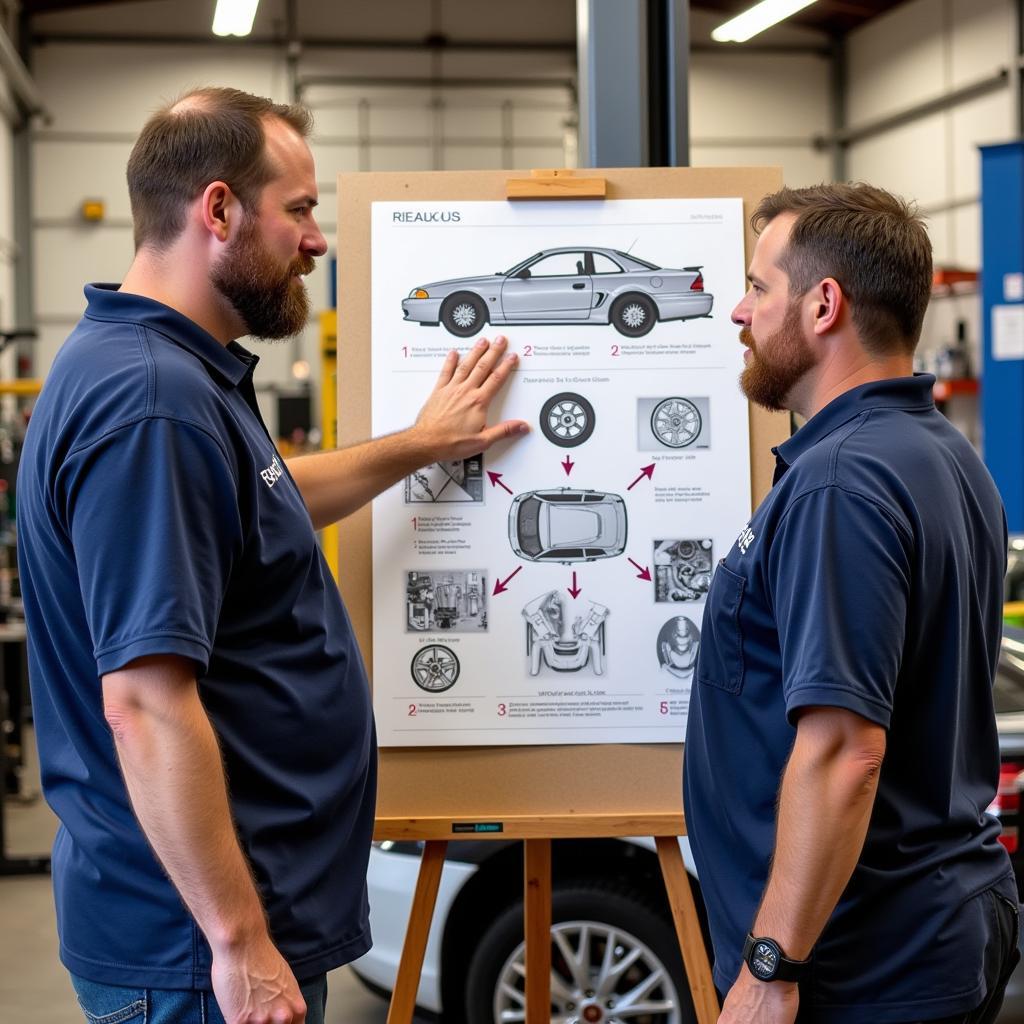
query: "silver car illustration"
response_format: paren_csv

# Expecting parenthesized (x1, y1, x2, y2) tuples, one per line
(509, 488, 628, 564)
(402, 246, 713, 338)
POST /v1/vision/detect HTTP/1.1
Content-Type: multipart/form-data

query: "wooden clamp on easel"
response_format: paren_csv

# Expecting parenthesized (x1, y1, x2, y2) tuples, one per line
(379, 813, 718, 1024)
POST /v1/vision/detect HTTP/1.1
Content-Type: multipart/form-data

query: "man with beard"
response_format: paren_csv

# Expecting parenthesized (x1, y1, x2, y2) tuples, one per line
(16, 88, 527, 1024)
(683, 184, 1018, 1024)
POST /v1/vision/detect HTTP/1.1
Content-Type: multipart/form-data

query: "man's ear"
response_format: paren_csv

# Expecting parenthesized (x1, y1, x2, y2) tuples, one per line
(199, 181, 237, 243)
(810, 277, 844, 336)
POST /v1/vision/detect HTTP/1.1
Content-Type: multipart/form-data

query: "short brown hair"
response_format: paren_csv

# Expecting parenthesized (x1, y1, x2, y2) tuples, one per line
(126, 86, 313, 250)
(752, 183, 932, 356)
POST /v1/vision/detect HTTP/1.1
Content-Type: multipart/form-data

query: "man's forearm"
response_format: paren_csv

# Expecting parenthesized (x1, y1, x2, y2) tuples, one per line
(753, 709, 886, 958)
(287, 429, 431, 531)
(104, 667, 268, 950)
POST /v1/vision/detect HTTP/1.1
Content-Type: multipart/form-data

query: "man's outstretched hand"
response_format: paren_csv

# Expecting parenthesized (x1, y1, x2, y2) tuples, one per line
(412, 336, 529, 459)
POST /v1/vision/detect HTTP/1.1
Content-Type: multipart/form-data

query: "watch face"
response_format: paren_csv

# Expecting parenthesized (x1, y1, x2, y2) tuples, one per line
(749, 940, 779, 980)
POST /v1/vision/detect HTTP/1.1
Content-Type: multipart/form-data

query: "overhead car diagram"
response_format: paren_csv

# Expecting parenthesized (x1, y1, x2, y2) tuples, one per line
(539, 392, 596, 448)
(401, 247, 713, 338)
(509, 488, 627, 564)
(410, 645, 460, 692)
(522, 591, 609, 676)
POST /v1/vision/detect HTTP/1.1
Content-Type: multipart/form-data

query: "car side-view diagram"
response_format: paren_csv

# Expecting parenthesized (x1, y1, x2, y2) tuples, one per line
(401, 246, 713, 338)
(508, 488, 627, 564)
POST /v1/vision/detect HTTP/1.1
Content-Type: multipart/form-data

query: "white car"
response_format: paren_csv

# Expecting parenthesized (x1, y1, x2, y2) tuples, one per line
(351, 835, 706, 1023)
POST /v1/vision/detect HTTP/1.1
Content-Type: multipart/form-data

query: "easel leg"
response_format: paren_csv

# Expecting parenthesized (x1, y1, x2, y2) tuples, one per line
(387, 839, 447, 1024)
(523, 838, 552, 1024)
(655, 835, 720, 1024)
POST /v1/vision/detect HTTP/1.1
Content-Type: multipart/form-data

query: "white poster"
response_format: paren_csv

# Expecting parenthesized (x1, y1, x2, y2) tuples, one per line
(370, 198, 751, 747)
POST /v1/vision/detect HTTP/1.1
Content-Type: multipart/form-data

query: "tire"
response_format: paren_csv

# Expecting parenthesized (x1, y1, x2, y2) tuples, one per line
(410, 645, 460, 692)
(611, 293, 657, 337)
(441, 293, 487, 338)
(465, 882, 696, 1024)
(539, 392, 596, 448)
(651, 397, 702, 449)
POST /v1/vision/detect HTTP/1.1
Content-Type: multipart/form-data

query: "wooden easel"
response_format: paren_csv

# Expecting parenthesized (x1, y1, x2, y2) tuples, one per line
(335, 162, 786, 1024)
(378, 813, 717, 1024)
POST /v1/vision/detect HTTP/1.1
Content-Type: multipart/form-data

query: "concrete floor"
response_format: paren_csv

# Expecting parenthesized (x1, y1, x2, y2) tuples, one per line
(0, 732, 427, 1024)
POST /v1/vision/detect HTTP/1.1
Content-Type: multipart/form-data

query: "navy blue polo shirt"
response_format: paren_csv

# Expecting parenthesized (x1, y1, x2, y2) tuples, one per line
(684, 375, 1014, 1022)
(17, 285, 376, 988)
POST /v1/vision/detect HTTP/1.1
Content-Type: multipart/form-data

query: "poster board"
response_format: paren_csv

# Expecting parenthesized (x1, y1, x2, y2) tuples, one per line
(336, 167, 786, 826)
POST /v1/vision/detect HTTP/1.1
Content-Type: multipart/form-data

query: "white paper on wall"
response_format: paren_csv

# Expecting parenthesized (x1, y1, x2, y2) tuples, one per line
(993, 304, 1024, 361)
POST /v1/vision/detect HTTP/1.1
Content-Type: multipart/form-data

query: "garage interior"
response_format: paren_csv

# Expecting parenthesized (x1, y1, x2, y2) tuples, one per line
(2, 1, 1024, 1022)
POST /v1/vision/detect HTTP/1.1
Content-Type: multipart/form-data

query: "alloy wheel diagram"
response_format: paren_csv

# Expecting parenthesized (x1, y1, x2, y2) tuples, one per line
(540, 393, 596, 448)
(650, 398, 702, 448)
(410, 645, 460, 692)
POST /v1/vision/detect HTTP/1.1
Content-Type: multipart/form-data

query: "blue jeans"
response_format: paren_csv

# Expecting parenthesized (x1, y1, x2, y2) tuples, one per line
(70, 973, 328, 1024)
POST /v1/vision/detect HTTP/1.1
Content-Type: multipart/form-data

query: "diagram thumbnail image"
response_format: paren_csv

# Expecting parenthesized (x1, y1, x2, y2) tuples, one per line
(410, 645, 460, 693)
(405, 456, 483, 504)
(509, 488, 627, 564)
(656, 616, 701, 681)
(540, 392, 596, 448)
(655, 539, 713, 603)
(406, 570, 487, 632)
(523, 591, 609, 676)
(637, 396, 710, 450)
(401, 247, 713, 338)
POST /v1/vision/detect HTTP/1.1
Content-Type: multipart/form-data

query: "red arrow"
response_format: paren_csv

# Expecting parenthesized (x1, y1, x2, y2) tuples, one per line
(561, 456, 574, 476)
(492, 566, 523, 595)
(627, 463, 656, 490)
(567, 571, 581, 598)
(628, 558, 652, 581)
(487, 471, 513, 495)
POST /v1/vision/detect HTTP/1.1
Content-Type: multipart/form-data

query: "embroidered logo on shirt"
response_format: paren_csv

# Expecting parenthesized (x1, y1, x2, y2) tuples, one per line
(260, 455, 284, 488)
(737, 523, 756, 555)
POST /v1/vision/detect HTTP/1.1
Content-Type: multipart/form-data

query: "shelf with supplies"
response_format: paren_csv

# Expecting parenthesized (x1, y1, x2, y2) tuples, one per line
(931, 267, 979, 297)
(933, 377, 979, 402)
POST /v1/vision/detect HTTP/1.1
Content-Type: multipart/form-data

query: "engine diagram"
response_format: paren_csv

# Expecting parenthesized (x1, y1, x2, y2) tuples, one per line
(522, 591, 610, 676)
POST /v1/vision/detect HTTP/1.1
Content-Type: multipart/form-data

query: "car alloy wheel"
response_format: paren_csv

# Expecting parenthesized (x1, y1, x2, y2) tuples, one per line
(465, 885, 693, 1024)
(611, 294, 657, 338)
(441, 293, 486, 337)
(540, 392, 597, 448)
(410, 645, 460, 692)
(650, 398, 702, 448)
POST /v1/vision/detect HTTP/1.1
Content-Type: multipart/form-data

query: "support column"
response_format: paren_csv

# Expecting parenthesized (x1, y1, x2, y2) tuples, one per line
(576, 0, 648, 167)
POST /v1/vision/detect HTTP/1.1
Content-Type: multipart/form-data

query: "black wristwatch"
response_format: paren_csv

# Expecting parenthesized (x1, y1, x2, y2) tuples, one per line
(742, 933, 811, 983)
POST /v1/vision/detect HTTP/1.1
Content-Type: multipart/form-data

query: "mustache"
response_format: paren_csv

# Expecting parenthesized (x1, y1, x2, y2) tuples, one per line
(739, 327, 755, 350)
(292, 255, 316, 276)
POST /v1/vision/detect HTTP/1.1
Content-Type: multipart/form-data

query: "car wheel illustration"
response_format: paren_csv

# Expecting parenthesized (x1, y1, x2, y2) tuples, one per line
(441, 293, 486, 338)
(539, 392, 596, 448)
(410, 645, 460, 692)
(611, 293, 657, 337)
(465, 883, 695, 1024)
(651, 397, 702, 448)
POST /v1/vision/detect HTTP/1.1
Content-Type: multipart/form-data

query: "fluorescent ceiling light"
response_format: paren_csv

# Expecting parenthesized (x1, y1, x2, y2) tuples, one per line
(712, 0, 819, 43)
(212, 0, 260, 37)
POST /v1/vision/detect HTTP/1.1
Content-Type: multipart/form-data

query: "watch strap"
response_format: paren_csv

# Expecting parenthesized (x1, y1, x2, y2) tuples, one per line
(742, 933, 811, 983)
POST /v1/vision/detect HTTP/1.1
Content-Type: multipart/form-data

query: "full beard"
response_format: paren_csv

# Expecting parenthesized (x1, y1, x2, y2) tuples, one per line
(212, 217, 315, 341)
(739, 300, 817, 411)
